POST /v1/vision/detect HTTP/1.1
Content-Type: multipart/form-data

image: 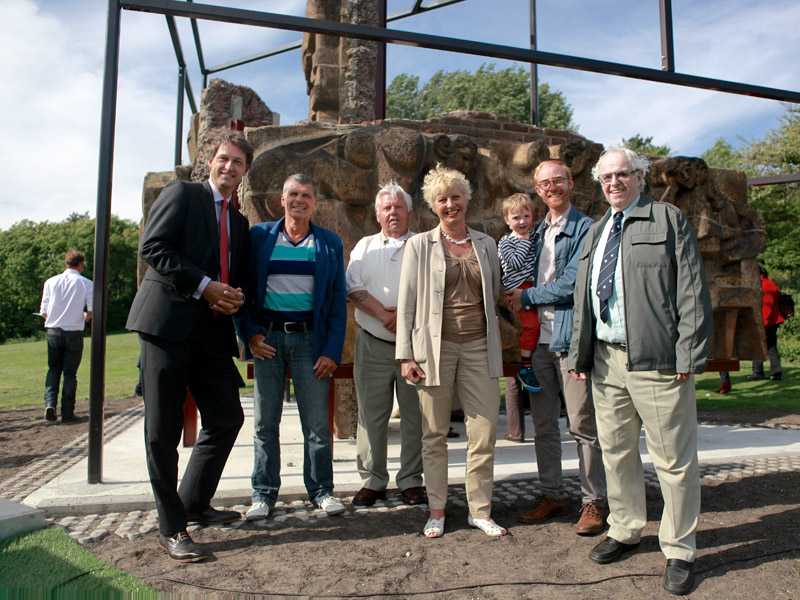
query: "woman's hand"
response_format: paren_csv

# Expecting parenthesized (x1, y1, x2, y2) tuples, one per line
(401, 360, 426, 384)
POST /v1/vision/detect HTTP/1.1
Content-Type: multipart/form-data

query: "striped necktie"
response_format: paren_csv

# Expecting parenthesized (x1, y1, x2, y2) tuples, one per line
(596, 211, 624, 323)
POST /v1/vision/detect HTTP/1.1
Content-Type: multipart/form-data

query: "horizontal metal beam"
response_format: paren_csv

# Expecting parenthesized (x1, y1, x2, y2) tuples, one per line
(748, 173, 800, 187)
(122, 0, 800, 104)
(204, 0, 465, 75)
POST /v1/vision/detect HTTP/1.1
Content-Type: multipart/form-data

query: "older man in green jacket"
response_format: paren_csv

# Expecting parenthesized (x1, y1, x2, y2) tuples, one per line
(568, 147, 712, 596)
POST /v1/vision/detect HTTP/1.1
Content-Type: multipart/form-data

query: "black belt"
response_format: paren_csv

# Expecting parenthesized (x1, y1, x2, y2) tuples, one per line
(265, 320, 313, 334)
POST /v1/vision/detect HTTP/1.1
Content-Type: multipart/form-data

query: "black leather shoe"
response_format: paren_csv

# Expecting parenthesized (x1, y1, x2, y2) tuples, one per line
(771, 372, 783, 381)
(159, 531, 208, 562)
(44, 407, 57, 422)
(185, 507, 241, 526)
(663, 559, 694, 595)
(352, 487, 386, 507)
(590, 537, 640, 564)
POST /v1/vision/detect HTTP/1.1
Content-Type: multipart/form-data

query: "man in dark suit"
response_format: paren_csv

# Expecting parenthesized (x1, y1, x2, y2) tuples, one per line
(127, 133, 253, 562)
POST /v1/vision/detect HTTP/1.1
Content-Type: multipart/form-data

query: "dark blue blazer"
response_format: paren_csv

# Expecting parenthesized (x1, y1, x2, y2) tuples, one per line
(237, 218, 347, 364)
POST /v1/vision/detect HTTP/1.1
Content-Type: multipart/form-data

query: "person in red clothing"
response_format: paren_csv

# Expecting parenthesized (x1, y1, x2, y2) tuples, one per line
(748, 265, 785, 381)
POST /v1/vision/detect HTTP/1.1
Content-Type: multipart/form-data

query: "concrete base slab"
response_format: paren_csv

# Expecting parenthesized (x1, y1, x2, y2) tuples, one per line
(22, 396, 800, 516)
(0, 498, 48, 541)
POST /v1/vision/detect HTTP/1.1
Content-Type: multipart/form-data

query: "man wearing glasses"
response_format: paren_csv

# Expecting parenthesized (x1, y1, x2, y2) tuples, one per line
(567, 148, 712, 596)
(507, 159, 607, 536)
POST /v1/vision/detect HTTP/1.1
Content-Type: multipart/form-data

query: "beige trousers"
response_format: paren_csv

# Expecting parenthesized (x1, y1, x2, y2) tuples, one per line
(592, 342, 700, 562)
(418, 338, 500, 518)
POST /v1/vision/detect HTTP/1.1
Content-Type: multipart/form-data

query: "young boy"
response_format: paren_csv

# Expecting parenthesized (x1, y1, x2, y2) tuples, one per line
(498, 193, 541, 393)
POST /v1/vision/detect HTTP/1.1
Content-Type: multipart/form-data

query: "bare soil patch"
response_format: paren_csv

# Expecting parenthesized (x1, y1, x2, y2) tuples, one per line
(90, 471, 800, 599)
(0, 396, 141, 483)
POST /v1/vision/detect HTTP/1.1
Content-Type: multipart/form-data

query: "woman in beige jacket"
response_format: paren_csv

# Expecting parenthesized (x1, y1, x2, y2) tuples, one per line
(396, 164, 506, 538)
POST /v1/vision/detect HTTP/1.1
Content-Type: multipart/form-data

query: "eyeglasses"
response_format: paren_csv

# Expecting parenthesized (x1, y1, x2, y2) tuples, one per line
(536, 176, 568, 190)
(599, 170, 639, 184)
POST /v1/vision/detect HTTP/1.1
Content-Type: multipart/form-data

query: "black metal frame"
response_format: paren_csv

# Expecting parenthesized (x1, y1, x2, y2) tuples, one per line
(89, 0, 800, 482)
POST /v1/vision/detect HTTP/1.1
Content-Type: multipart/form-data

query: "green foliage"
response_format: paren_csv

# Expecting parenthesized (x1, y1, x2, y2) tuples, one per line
(387, 63, 576, 130)
(621, 134, 671, 157)
(0, 213, 139, 342)
(701, 138, 740, 169)
(700, 108, 800, 293)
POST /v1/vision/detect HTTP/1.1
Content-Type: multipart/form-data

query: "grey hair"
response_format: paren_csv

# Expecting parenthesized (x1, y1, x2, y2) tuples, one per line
(282, 173, 317, 197)
(375, 181, 413, 212)
(591, 147, 650, 182)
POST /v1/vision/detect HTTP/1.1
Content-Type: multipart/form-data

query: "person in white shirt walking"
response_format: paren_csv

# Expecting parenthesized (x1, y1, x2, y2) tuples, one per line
(39, 249, 93, 423)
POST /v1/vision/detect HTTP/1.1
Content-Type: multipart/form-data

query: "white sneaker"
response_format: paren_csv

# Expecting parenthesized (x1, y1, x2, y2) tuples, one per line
(246, 501, 271, 521)
(316, 494, 346, 516)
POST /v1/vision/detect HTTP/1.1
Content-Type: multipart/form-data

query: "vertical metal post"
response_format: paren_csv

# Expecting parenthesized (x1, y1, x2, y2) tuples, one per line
(88, 0, 122, 484)
(659, 0, 675, 71)
(175, 66, 185, 166)
(374, 0, 387, 120)
(529, 0, 539, 126)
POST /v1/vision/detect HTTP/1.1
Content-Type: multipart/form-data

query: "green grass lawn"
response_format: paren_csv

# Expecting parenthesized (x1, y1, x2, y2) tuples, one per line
(696, 362, 800, 412)
(0, 332, 253, 411)
(0, 526, 156, 597)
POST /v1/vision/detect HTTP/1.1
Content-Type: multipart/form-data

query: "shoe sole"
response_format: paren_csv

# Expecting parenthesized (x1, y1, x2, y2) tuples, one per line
(160, 545, 209, 563)
(245, 512, 270, 521)
(575, 525, 606, 536)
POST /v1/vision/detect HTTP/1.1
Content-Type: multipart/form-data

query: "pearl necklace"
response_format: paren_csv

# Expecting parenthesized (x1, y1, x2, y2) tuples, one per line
(441, 229, 471, 245)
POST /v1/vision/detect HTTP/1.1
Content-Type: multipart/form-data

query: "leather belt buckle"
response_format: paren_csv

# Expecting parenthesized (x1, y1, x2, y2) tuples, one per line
(282, 321, 309, 334)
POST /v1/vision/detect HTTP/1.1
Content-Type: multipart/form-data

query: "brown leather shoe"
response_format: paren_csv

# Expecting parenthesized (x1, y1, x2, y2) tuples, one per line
(400, 486, 428, 506)
(518, 496, 569, 524)
(158, 530, 208, 562)
(575, 501, 607, 536)
(351, 487, 386, 507)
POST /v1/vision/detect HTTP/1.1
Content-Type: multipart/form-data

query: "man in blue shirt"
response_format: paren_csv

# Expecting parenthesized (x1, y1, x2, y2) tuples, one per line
(238, 173, 347, 520)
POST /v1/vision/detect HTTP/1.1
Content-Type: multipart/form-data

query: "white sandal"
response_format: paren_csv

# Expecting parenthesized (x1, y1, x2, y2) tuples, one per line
(468, 515, 508, 537)
(423, 515, 445, 538)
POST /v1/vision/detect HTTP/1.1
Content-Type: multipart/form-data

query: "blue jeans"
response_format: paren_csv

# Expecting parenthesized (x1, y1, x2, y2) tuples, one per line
(251, 330, 333, 504)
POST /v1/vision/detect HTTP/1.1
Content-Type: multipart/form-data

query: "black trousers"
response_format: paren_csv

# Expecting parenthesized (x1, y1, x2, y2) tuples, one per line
(44, 328, 84, 417)
(139, 332, 244, 536)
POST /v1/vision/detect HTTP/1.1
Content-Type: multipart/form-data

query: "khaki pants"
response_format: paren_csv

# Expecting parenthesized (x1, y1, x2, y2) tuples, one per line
(418, 338, 500, 518)
(354, 329, 423, 491)
(592, 342, 700, 562)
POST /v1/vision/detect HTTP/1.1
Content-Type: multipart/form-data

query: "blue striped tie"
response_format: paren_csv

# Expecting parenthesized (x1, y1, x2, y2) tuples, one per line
(597, 212, 624, 323)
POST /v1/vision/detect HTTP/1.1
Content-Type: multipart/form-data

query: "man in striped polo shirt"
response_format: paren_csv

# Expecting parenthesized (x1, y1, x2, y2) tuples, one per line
(238, 173, 347, 519)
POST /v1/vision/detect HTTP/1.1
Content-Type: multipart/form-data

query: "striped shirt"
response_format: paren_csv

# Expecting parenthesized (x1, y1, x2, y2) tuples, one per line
(263, 230, 316, 322)
(499, 233, 539, 292)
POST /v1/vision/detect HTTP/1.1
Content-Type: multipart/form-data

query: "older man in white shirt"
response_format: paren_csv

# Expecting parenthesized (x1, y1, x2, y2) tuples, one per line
(346, 182, 426, 507)
(40, 249, 93, 423)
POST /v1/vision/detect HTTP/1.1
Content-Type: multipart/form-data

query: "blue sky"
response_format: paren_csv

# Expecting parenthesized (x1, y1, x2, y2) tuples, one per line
(1, 0, 798, 227)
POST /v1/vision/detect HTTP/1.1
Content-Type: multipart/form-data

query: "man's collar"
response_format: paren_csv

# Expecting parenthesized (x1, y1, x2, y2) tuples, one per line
(612, 194, 641, 217)
(380, 230, 413, 244)
(208, 179, 227, 203)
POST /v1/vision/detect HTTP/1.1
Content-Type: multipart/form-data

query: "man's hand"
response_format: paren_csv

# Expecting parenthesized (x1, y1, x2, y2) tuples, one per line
(203, 281, 245, 315)
(505, 288, 524, 313)
(84, 311, 92, 322)
(401, 360, 426, 384)
(570, 370, 587, 381)
(313, 356, 337, 379)
(249, 334, 277, 360)
(379, 306, 397, 333)
(676, 372, 689, 381)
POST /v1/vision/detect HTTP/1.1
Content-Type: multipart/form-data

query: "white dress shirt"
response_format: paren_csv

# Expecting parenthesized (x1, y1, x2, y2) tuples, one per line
(195, 179, 231, 298)
(40, 269, 93, 330)
(590, 197, 639, 343)
(346, 230, 412, 342)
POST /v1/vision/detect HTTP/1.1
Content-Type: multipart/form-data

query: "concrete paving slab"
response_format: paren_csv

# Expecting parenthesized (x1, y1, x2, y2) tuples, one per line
(0, 498, 48, 541)
(23, 396, 800, 516)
